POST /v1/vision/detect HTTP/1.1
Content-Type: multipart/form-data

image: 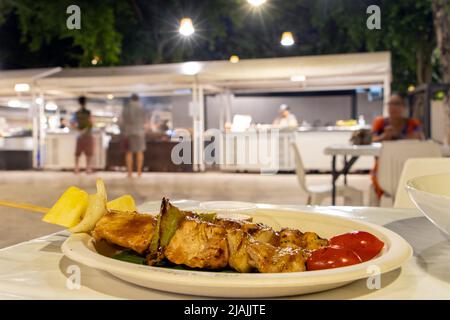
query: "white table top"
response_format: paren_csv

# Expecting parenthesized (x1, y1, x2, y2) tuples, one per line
(324, 143, 381, 157)
(325, 142, 450, 158)
(0, 205, 449, 300)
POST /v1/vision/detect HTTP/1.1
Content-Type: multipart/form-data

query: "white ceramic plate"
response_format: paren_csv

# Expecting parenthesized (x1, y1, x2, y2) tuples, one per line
(61, 206, 412, 298)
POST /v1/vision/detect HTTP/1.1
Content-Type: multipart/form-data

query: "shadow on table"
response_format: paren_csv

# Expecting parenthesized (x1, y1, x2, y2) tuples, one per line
(383, 216, 450, 285)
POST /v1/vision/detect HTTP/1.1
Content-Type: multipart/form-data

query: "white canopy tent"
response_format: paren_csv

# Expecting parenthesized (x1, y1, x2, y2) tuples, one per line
(0, 51, 391, 170)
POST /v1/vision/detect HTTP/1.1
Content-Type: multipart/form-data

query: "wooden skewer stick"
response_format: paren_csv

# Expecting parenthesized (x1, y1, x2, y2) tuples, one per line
(0, 200, 50, 214)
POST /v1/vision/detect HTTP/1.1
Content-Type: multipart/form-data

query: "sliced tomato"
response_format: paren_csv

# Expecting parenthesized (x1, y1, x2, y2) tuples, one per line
(330, 231, 384, 262)
(306, 246, 362, 271)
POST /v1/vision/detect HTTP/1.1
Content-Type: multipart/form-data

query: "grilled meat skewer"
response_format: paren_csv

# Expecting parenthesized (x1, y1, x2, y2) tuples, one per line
(92, 199, 329, 273)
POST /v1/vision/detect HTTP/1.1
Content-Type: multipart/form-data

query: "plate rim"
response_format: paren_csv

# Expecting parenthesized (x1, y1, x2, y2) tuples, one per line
(61, 206, 413, 290)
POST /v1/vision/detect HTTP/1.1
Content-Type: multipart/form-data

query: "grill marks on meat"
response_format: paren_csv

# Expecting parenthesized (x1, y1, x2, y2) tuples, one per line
(226, 229, 253, 273)
(279, 228, 329, 251)
(247, 242, 307, 273)
(242, 223, 280, 246)
(92, 211, 156, 254)
(164, 218, 229, 269)
(300, 232, 329, 250)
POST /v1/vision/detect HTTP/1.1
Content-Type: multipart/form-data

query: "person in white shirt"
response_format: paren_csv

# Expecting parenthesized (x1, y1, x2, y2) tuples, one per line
(272, 104, 299, 128)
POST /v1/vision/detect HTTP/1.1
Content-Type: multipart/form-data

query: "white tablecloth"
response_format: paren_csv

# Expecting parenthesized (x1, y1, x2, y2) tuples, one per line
(324, 144, 381, 157)
(325, 143, 450, 158)
(0, 205, 449, 299)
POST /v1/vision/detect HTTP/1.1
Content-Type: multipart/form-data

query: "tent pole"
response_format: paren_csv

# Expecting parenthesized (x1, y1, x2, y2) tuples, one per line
(31, 91, 44, 169)
(191, 81, 205, 172)
(191, 82, 197, 171)
(198, 85, 205, 171)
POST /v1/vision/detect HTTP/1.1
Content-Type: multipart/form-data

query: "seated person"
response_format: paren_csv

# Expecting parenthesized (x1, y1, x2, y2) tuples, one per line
(370, 94, 424, 201)
(372, 94, 423, 142)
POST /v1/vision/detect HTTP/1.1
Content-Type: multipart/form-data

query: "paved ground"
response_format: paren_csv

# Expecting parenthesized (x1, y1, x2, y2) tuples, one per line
(0, 171, 374, 248)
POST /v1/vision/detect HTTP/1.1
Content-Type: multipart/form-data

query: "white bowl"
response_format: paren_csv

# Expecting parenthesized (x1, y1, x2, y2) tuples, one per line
(406, 173, 450, 236)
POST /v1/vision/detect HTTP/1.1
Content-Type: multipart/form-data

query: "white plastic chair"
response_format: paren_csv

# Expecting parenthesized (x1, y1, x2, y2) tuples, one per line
(394, 158, 450, 208)
(291, 143, 363, 206)
(377, 140, 442, 204)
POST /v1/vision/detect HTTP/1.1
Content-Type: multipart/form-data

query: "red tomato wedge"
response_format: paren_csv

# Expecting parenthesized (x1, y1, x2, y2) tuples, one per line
(330, 231, 384, 262)
(306, 246, 362, 271)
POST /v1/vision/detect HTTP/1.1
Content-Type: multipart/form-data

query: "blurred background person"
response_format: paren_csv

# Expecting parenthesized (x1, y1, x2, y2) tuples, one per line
(372, 94, 424, 142)
(370, 93, 424, 203)
(71, 96, 93, 174)
(272, 104, 299, 128)
(59, 117, 68, 129)
(121, 93, 146, 177)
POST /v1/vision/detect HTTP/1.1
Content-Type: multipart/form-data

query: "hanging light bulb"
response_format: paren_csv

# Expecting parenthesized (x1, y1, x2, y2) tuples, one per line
(281, 32, 295, 46)
(229, 55, 240, 64)
(179, 18, 195, 36)
(247, 0, 266, 6)
(91, 56, 100, 65)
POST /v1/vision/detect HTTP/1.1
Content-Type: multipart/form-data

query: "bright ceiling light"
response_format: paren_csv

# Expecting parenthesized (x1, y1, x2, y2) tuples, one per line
(179, 18, 195, 36)
(35, 97, 44, 104)
(229, 55, 240, 64)
(247, 0, 266, 6)
(181, 62, 202, 75)
(281, 31, 295, 46)
(290, 75, 306, 82)
(107, 94, 114, 100)
(91, 56, 99, 65)
(14, 83, 30, 92)
(45, 101, 58, 111)
(7, 99, 22, 108)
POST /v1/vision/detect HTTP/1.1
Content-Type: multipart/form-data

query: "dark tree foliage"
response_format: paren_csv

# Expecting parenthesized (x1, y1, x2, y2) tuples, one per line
(0, 0, 441, 92)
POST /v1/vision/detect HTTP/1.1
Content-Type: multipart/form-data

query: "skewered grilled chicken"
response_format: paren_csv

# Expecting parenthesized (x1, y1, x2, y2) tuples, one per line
(242, 222, 280, 246)
(92, 210, 156, 254)
(218, 219, 282, 272)
(164, 217, 229, 269)
(301, 231, 329, 250)
(91, 199, 329, 273)
(226, 229, 253, 273)
(247, 242, 307, 273)
(279, 228, 329, 251)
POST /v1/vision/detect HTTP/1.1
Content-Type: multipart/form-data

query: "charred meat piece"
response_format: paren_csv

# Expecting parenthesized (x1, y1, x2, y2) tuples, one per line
(92, 211, 156, 254)
(215, 218, 244, 231)
(216, 219, 279, 246)
(226, 229, 254, 273)
(164, 218, 229, 269)
(301, 232, 329, 250)
(247, 242, 307, 273)
(279, 228, 329, 250)
(279, 228, 304, 248)
(242, 223, 280, 246)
